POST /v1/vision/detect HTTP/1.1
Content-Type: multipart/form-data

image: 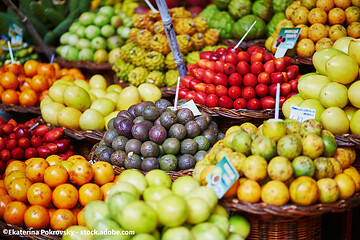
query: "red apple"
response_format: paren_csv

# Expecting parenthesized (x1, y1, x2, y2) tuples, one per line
(200, 51, 214, 60)
(181, 75, 194, 88)
(263, 52, 274, 62)
(37, 146, 51, 158)
(188, 6, 203, 17)
(270, 72, 284, 84)
(280, 83, 291, 96)
(280, 96, 286, 107)
(205, 84, 216, 95)
(247, 46, 265, 55)
(195, 92, 207, 105)
(210, 53, 220, 61)
(2, 124, 14, 135)
(233, 98, 247, 109)
(54, 139, 70, 154)
(0, 137, 4, 151)
(194, 83, 207, 92)
(250, 62, 264, 75)
(203, 69, 215, 84)
(219, 53, 226, 62)
(0, 128, 3, 137)
(218, 96, 233, 109)
(216, 47, 227, 55)
(0, 118, 5, 125)
(236, 61, 250, 76)
(5, 139, 17, 151)
(288, 79, 298, 93)
(268, 84, 278, 98)
(247, 98, 262, 110)
(24, 119, 36, 128)
(255, 83, 269, 98)
(260, 96, 276, 109)
(205, 61, 216, 71)
(18, 137, 31, 149)
(11, 147, 24, 160)
(257, 72, 271, 84)
(228, 73, 242, 86)
(215, 61, 225, 73)
(215, 85, 228, 97)
(185, 91, 197, 101)
(197, 59, 208, 69)
(264, 60, 276, 74)
(187, 64, 197, 73)
(274, 58, 286, 72)
(286, 65, 299, 80)
(228, 86, 242, 100)
(250, 52, 263, 64)
(225, 53, 238, 65)
(186, 0, 208, 7)
(283, 56, 292, 67)
(179, 89, 189, 99)
(237, 51, 250, 62)
(33, 125, 50, 137)
(189, 79, 201, 90)
(282, 72, 289, 83)
(243, 73, 258, 88)
(194, 68, 205, 80)
(286, 92, 298, 99)
(227, 45, 241, 54)
(224, 63, 236, 75)
(8, 133, 15, 139)
(242, 87, 256, 101)
(45, 143, 58, 155)
(25, 147, 38, 159)
(31, 135, 43, 148)
(0, 149, 11, 162)
(206, 94, 219, 107)
(15, 127, 29, 140)
(214, 73, 228, 86)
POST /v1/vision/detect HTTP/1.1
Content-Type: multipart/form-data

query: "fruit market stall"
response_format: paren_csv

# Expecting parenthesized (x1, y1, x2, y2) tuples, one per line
(0, 0, 359, 239)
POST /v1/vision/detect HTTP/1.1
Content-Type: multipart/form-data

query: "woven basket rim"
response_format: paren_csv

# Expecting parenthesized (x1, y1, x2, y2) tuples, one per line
(89, 143, 193, 180)
(55, 57, 112, 71)
(220, 39, 266, 49)
(0, 103, 41, 115)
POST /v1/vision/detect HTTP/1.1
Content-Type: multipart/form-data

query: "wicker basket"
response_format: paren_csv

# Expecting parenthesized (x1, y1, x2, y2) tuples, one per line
(222, 191, 360, 240)
(0, 220, 61, 240)
(0, 103, 41, 115)
(290, 56, 313, 66)
(220, 39, 266, 49)
(335, 134, 360, 148)
(89, 143, 193, 180)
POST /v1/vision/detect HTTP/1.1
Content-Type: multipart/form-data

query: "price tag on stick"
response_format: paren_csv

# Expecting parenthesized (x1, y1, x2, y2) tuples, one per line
(289, 106, 316, 123)
(274, 28, 301, 58)
(206, 157, 239, 199)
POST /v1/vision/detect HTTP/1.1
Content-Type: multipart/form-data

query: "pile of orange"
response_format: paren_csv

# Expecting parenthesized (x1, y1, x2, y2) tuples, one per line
(0, 155, 115, 231)
(0, 60, 85, 107)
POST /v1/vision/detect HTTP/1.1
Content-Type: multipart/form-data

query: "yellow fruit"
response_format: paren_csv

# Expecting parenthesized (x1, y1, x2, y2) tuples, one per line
(261, 180, 290, 206)
(343, 166, 360, 192)
(334, 173, 355, 199)
(289, 176, 319, 206)
(236, 179, 261, 204)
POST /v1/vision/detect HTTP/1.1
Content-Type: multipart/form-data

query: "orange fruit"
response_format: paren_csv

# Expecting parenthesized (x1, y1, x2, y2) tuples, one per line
(69, 160, 94, 186)
(19, 81, 31, 92)
(5, 160, 27, 176)
(71, 207, 81, 218)
(1, 89, 19, 104)
(67, 68, 83, 78)
(0, 187, 7, 196)
(59, 68, 69, 76)
(25, 158, 49, 182)
(0, 85, 4, 96)
(50, 209, 76, 231)
(78, 183, 102, 206)
(17, 74, 26, 84)
(19, 88, 38, 106)
(37, 63, 55, 78)
(39, 90, 49, 102)
(44, 165, 68, 188)
(52, 183, 78, 209)
(59, 75, 75, 82)
(47, 208, 56, 218)
(0, 180, 5, 188)
(334, 173, 356, 199)
(31, 74, 49, 92)
(24, 205, 50, 229)
(236, 179, 261, 204)
(4, 171, 26, 190)
(100, 182, 115, 201)
(3, 201, 27, 226)
(77, 208, 86, 226)
(67, 155, 87, 164)
(27, 182, 52, 207)
(223, 179, 239, 198)
(46, 155, 63, 166)
(7, 177, 32, 203)
(92, 161, 115, 186)
(3, 62, 23, 75)
(51, 62, 61, 78)
(261, 180, 290, 206)
(0, 72, 18, 90)
(23, 60, 39, 77)
(0, 194, 12, 219)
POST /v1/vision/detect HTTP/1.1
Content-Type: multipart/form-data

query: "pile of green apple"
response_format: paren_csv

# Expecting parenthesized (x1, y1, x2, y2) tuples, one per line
(56, 5, 132, 63)
(63, 169, 251, 240)
(282, 38, 360, 136)
(40, 75, 162, 131)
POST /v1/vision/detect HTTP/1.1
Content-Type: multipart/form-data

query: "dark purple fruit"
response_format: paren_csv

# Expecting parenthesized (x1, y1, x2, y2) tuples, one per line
(185, 121, 201, 138)
(107, 118, 115, 130)
(217, 132, 225, 141)
(112, 135, 129, 151)
(177, 108, 194, 125)
(178, 154, 195, 170)
(131, 122, 150, 142)
(111, 150, 126, 167)
(113, 116, 127, 129)
(160, 154, 177, 171)
(208, 121, 219, 134)
(201, 112, 211, 124)
(194, 116, 209, 132)
(141, 157, 160, 171)
(95, 144, 111, 157)
(128, 104, 136, 118)
(142, 105, 160, 121)
(162, 138, 180, 155)
(125, 139, 142, 155)
(124, 152, 142, 169)
(117, 110, 134, 121)
(133, 116, 145, 124)
(140, 141, 160, 158)
(160, 111, 178, 129)
(168, 124, 187, 141)
(154, 117, 161, 126)
(180, 139, 198, 155)
(99, 148, 114, 163)
(202, 128, 217, 146)
(142, 120, 154, 129)
(134, 102, 155, 116)
(155, 99, 172, 114)
(149, 125, 167, 144)
(103, 129, 119, 147)
(194, 150, 207, 163)
(115, 118, 133, 138)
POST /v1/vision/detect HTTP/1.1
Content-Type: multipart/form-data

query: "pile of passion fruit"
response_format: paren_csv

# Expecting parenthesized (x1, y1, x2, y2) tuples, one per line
(94, 99, 223, 171)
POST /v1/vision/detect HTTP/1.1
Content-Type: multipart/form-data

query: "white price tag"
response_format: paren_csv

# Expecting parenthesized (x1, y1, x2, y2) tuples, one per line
(180, 100, 201, 116)
(289, 106, 316, 123)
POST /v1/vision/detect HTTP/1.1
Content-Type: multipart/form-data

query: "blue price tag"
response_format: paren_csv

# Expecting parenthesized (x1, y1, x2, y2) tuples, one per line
(274, 28, 301, 58)
(8, 22, 23, 44)
(289, 105, 316, 123)
(206, 156, 239, 199)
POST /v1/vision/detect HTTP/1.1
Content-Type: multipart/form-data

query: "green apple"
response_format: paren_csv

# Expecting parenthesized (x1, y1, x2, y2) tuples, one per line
(84, 25, 100, 39)
(90, 88, 106, 99)
(94, 14, 110, 27)
(282, 94, 304, 119)
(117, 86, 141, 110)
(104, 92, 119, 104)
(332, 37, 354, 54)
(172, 176, 200, 197)
(348, 80, 360, 108)
(89, 74, 107, 89)
(79, 12, 96, 26)
(348, 39, 360, 65)
(191, 222, 225, 240)
(319, 82, 348, 108)
(91, 36, 107, 50)
(49, 83, 69, 103)
(90, 98, 115, 116)
(321, 107, 349, 135)
(298, 74, 331, 100)
(186, 197, 211, 224)
(107, 84, 123, 93)
(138, 83, 162, 102)
(73, 79, 91, 92)
(57, 107, 82, 129)
(117, 169, 148, 194)
(344, 106, 357, 121)
(325, 54, 359, 84)
(229, 216, 250, 238)
(63, 85, 91, 112)
(41, 102, 65, 126)
(350, 109, 360, 135)
(101, 25, 115, 38)
(312, 48, 345, 75)
(93, 49, 109, 63)
(79, 109, 105, 131)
